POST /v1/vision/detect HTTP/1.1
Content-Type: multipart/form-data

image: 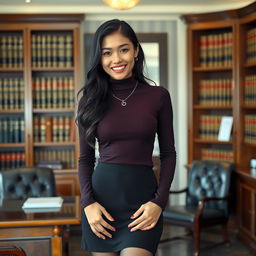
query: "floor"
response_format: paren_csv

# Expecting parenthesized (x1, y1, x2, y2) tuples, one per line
(69, 225, 253, 256)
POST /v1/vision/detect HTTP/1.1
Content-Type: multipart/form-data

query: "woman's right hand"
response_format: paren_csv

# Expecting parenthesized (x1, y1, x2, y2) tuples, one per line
(84, 202, 116, 239)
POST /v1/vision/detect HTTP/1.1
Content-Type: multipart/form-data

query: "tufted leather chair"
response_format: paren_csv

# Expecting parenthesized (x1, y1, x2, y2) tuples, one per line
(161, 160, 234, 256)
(0, 246, 27, 256)
(0, 167, 56, 199)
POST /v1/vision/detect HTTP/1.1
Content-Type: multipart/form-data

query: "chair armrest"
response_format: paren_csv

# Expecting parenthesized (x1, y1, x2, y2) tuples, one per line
(198, 196, 229, 214)
(169, 187, 188, 194)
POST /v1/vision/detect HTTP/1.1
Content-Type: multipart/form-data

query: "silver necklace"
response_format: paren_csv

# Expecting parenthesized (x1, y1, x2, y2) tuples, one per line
(112, 81, 138, 106)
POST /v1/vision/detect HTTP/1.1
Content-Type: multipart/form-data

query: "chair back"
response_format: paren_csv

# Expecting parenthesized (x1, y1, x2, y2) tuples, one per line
(0, 246, 27, 256)
(0, 167, 56, 199)
(186, 160, 234, 215)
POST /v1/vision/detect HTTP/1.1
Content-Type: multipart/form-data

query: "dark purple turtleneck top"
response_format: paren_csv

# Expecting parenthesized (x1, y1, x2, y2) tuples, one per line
(78, 77, 176, 210)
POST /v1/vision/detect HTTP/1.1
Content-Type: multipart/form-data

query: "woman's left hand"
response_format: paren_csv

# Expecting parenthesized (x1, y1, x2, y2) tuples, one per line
(128, 201, 162, 232)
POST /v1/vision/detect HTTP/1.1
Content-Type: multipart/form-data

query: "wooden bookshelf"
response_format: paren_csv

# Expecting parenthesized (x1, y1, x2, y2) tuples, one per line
(182, 2, 256, 253)
(0, 14, 84, 196)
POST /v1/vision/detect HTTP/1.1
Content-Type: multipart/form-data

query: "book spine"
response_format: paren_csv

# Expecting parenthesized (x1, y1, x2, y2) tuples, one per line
(46, 77, 52, 108)
(58, 35, 65, 67)
(65, 34, 73, 67)
(31, 34, 37, 67)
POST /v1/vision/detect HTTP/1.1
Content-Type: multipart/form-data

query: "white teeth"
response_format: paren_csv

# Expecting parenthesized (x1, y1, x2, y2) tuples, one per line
(112, 66, 125, 71)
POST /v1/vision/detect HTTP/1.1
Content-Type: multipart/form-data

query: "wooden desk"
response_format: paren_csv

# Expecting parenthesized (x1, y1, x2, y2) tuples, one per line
(0, 196, 81, 256)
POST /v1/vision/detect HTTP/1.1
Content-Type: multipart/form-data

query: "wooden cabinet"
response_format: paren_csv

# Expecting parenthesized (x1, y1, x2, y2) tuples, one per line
(0, 14, 84, 195)
(182, 2, 256, 253)
(237, 172, 256, 252)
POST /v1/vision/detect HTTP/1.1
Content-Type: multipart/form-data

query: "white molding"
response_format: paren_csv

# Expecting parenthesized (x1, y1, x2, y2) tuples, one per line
(175, 18, 188, 205)
(85, 14, 180, 21)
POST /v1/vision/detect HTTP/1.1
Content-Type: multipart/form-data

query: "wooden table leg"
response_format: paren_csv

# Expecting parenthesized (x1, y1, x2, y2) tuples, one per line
(52, 225, 62, 256)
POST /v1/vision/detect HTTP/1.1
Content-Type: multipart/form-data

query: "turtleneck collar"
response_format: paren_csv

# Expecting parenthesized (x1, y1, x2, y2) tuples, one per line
(110, 76, 138, 91)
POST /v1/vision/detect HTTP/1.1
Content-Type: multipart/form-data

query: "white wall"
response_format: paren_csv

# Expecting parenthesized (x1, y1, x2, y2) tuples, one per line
(83, 15, 188, 204)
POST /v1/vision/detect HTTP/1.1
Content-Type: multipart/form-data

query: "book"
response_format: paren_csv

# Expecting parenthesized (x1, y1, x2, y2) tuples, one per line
(37, 160, 63, 169)
(218, 116, 233, 141)
(22, 196, 63, 209)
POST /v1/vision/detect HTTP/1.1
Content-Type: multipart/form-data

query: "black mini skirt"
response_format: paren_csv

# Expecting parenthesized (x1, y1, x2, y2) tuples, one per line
(81, 162, 163, 254)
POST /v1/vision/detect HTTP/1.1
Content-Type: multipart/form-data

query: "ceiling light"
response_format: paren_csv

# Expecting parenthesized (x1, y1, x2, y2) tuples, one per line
(25, 0, 31, 3)
(103, 0, 141, 10)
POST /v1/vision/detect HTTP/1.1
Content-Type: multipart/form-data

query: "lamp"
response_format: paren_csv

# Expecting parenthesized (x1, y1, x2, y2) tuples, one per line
(103, 0, 141, 10)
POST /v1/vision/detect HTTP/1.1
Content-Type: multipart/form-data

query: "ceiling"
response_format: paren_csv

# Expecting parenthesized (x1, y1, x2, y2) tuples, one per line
(0, 0, 254, 5)
(0, 0, 254, 14)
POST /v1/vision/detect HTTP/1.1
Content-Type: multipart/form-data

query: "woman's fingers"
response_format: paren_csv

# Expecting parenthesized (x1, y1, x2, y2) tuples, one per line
(101, 219, 116, 232)
(101, 206, 115, 222)
(84, 202, 116, 239)
(91, 225, 106, 239)
(130, 204, 144, 219)
(140, 222, 156, 231)
(93, 223, 113, 238)
(130, 219, 152, 232)
(128, 202, 162, 232)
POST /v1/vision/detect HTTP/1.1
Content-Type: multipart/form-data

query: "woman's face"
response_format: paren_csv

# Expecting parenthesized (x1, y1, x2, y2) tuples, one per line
(101, 31, 138, 80)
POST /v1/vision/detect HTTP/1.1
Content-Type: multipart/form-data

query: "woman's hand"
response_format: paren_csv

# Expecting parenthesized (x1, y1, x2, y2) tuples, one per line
(84, 202, 115, 239)
(128, 201, 162, 232)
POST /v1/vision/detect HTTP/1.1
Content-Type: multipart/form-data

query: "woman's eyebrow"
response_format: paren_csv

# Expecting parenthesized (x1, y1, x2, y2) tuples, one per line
(101, 43, 129, 50)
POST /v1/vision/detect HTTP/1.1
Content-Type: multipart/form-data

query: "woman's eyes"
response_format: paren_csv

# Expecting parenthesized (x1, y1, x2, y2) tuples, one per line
(102, 51, 111, 56)
(120, 48, 129, 53)
(102, 48, 129, 56)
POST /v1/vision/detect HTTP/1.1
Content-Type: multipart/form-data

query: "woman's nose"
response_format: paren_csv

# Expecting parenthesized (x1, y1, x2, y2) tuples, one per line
(112, 52, 122, 63)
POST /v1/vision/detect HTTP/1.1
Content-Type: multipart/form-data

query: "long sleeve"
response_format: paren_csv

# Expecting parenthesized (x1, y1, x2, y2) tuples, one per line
(77, 98, 96, 209)
(151, 88, 176, 210)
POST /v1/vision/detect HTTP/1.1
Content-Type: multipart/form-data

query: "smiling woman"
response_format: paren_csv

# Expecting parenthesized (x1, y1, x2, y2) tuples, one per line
(76, 19, 176, 256)
(101, 32, 138, 80)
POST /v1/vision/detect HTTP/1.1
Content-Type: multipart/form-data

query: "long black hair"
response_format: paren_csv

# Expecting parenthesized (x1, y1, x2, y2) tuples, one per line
(76, 19, 151, 148)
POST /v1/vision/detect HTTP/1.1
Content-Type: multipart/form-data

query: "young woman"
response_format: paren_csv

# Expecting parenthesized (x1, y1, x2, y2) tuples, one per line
(76, 19, 176, 256)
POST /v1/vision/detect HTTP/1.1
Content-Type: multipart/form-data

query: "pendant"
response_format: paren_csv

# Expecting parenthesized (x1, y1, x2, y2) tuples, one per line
(121, 100, 127, 106)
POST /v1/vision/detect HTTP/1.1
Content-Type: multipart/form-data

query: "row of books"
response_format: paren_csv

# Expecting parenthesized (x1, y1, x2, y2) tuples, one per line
(33, 116, 74, 142)
(0, 117, 25, 143)
(0, 151, 25, 170)
(246, 27, 256, 64)
(0, 77, 24, 109)
(34, 148, 75, 169)
(31, 33, 73, 68)
(244, 75, 256, 105)
(199, 115, 228, 140)
(33, 76, 74, 108)
(198, 79, 232, 106)
(244, 115, 256, 145)
(0, 35, 23, 68)
(200, 32, 233, 67)
(201, 148, 233, 162)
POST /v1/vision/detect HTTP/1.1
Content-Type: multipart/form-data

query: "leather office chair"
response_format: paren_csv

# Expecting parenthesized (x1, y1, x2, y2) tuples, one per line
(161, 160, 234, 256)
(0, 246, 27, 256)
(0, 167, 71, 255)
(0, 167, 56, 199)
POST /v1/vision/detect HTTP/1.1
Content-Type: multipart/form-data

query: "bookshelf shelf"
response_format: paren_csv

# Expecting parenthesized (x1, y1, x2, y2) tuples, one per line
(194, 139, 233, 144)
(193, 67, 233, 72)
(33, 108, 75, 113)
(242, 105, 256, 109)
(244, 62, 256, 68)
(194, 105, 232, 110)
(0, 109, 24, 113)
(0, 68, 24, 72)
(34, 142, 76, 147)
(32, 67, 75, 72)
(0, 143, 25, 147)
(243, 142, 256, 148)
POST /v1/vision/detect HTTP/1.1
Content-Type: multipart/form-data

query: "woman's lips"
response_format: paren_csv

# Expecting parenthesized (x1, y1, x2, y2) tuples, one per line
(111, 65, 126, 73)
